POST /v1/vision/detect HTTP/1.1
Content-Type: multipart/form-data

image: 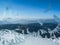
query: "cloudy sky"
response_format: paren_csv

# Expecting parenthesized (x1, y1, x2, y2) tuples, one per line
(0, 0, 60, 19)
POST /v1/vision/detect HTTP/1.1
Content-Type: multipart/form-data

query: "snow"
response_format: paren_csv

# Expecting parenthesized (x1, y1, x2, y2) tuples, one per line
(0, 30, 25, 45)
(0, 29, 60, 45)
(21, 35, 57, 45)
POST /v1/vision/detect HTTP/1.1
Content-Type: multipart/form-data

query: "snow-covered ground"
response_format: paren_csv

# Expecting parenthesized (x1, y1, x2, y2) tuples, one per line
(0, 29, 60, 45)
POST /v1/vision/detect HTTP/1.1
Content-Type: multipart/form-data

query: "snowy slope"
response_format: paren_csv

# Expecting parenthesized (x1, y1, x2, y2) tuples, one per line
(0, 29, 60, 45)
(0, 15, 60, 45)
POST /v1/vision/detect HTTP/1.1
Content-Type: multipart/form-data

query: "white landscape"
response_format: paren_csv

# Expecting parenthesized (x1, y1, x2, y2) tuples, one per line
(0, 29, 60, 45)
(0, 0, 60, 45)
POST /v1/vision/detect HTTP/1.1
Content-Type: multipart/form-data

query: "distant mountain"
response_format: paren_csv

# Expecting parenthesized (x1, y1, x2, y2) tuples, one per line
(0, 22, 58, 38)
(0, 15, 60, 39)
(0, 15, 59, 24)
(0, 20, 11, 25)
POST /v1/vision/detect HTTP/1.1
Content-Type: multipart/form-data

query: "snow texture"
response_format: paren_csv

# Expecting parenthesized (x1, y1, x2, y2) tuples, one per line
(0, 29, 60, 45)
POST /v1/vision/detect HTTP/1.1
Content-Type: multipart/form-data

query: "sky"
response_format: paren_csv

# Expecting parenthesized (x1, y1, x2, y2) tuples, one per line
(0, 0, 60, 19)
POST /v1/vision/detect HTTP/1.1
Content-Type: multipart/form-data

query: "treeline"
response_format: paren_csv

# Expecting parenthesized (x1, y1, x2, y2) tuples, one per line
(0, 22, 59, 38)
(0, 22, 58, 30)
